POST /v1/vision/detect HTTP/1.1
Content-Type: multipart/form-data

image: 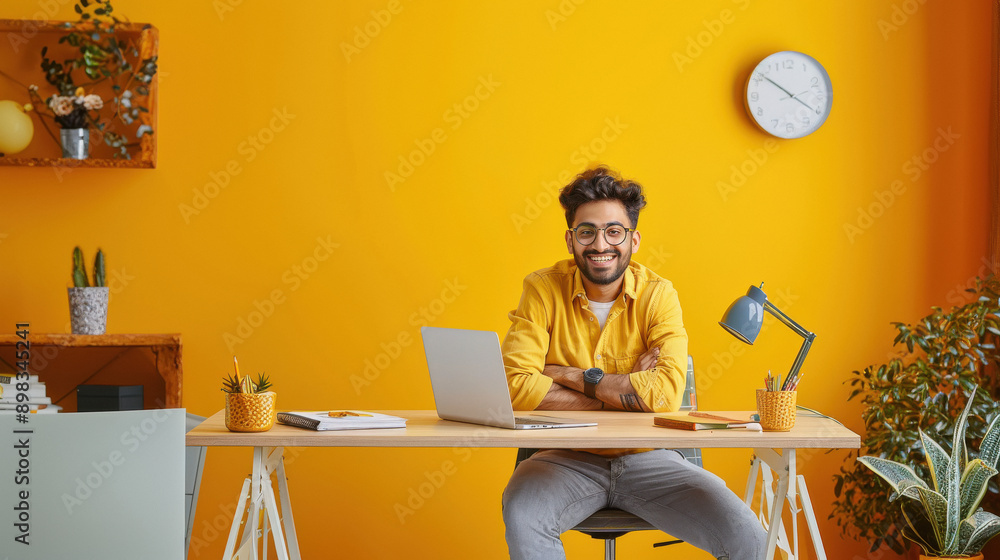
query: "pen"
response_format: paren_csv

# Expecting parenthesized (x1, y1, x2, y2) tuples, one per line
(790, 371, 805, 391)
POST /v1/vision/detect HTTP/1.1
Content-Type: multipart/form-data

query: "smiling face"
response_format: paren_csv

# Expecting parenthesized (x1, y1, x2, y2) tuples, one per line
(565, 199, 641, 296)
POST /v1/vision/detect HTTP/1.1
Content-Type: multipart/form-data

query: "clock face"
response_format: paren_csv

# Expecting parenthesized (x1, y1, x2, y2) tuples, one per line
(745, 51, 832, 139)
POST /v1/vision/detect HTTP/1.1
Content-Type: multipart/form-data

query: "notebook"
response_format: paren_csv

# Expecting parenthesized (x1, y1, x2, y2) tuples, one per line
(420, 327, 597, 430)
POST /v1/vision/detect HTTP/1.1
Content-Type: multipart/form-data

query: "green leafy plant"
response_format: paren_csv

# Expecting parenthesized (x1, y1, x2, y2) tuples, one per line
(221, 372, 272, 394)
(859, 385, 1000, 556)
(831, 275, 1000, 554)
(72, 246, 105, 288)
(24, 0, 157, 158)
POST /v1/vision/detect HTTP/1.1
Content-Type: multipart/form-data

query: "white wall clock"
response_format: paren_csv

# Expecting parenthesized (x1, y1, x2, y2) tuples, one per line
(745, 51, 832, 139)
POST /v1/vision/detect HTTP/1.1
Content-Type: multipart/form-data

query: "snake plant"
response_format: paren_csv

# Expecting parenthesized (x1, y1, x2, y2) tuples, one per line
(859, 386, 1000, 556)
(71, 247, 106, 288)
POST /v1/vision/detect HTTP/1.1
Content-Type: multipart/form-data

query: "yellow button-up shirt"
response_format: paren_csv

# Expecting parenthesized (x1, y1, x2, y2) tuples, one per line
(502, 259, 689, 456)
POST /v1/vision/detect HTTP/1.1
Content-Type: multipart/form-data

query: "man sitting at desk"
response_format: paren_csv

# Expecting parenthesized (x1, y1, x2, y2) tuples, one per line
(500, 166, 765, 560)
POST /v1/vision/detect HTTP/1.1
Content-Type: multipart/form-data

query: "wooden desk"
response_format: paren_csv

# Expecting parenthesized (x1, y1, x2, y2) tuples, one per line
(188, 410, 860, 560)
(0, 333, 182, 410)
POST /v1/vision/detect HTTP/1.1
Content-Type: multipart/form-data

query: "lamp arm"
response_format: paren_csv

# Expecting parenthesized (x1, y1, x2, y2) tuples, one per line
(787, 333, 815, 381)
(763, 301, 811, 339)
(763, 301, 816, 381)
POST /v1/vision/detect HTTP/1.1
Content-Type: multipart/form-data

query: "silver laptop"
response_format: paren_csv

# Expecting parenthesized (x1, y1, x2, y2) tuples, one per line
(420, 326, 597, 430)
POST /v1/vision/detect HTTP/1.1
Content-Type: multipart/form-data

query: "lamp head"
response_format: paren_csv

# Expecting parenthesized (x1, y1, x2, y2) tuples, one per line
(719, 284, 768, 344)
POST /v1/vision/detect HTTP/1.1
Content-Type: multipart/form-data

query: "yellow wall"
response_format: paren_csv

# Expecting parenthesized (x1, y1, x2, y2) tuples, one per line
(0, 1, 993, 558)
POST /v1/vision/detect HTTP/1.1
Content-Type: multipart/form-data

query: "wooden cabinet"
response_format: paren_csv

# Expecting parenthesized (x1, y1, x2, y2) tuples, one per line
(0, 333, 181, 411)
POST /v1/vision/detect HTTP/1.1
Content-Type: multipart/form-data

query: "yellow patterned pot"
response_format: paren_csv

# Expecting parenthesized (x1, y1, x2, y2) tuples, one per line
(225, 392, 276, 432)
(919, 555, 983, 560)
(756, 389, 797, 432)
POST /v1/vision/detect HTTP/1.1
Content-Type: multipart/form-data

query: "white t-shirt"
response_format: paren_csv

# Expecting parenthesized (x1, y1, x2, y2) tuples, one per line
(588, 299, 615, 329)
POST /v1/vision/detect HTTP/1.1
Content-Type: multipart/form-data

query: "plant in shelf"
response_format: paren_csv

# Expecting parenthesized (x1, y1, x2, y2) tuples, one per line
(68, 246, 109, 335)
(42, 86, 104, 159)
(831, 275, 1000, 554)
(0, 0, 157, 161)
(858, 385, 1000, 559)
(223, 357, 277, 433)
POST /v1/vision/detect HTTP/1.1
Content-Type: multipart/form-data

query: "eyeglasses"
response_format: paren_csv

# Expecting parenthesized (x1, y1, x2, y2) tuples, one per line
(568, 224, 635, 246)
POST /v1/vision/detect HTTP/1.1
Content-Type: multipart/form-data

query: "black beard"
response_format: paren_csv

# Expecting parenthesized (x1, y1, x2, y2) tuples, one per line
(575, 248, 630, 286)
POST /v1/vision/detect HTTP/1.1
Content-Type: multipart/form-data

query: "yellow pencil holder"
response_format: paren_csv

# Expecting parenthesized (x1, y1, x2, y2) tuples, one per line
(756, 389, 796, 432)
(225, 392, 277, 432)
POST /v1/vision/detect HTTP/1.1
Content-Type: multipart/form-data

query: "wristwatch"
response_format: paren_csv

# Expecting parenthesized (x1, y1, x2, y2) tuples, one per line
(583, 367, 605, 399)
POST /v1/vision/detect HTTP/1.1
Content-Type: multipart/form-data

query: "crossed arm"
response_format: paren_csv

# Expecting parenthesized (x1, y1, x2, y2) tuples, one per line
(535, 348, 660, 412)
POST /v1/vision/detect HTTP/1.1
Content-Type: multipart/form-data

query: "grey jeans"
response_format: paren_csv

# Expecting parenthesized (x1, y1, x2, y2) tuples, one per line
(502, 449, 767, 560)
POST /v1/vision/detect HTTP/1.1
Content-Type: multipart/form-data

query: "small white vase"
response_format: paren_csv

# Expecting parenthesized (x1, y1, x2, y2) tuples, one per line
(60, 128, 89, 159)
(68, 287, 109, 334)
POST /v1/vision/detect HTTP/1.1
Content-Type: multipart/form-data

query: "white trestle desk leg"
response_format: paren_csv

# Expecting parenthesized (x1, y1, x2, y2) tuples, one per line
(261, 447, 293, 560)
(249, 447, 265, 558)
(224, 478, 252, 560)
(750, 448, 827, 560)
(263, 476, 290, 560)
(798, 474, 827, 560)
(743, 457, 760, 507)
(231, 447, 265, 560)
(274, 448, 301, 560)
(762, 457, 791, 557)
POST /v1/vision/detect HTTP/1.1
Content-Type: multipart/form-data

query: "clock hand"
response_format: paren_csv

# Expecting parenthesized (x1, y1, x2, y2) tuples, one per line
(763, 77, 816, 112)
(780, 90, 809, 101)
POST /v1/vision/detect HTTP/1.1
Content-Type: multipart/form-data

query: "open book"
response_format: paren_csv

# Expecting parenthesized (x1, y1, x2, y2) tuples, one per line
(277, 410, 407, 431)
(653, 412, 761, 431)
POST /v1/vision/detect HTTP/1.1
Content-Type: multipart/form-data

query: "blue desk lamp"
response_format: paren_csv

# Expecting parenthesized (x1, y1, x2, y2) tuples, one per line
(719, 283, 816, 389)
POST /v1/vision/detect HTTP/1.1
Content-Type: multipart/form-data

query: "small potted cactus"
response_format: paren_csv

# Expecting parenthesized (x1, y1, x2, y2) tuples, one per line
(68, 247, 109, 335)
(222, 357, 276, 432)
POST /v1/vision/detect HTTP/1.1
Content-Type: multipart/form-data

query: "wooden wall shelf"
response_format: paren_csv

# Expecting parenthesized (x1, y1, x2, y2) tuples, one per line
(0, 19, 158, 168)
(0, 333, 182, 410)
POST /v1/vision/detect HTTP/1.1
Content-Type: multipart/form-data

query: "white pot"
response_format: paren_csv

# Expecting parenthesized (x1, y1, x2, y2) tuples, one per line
(68, 287, 109, 334)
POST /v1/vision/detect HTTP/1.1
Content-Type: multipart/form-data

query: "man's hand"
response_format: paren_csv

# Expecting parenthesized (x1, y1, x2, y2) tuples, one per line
(536, 383, 602, 410)
(631, 347, 660, 373)
(538, 363, 651, 412)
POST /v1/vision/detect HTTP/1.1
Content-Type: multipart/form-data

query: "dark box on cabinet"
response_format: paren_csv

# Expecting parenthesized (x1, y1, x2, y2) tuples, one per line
(77, 385, 144, 412)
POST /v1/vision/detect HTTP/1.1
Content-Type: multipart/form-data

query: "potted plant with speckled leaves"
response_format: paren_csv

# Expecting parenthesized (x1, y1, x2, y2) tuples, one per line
(859, 386, 1000, 559)
(68, 246, 108, 334)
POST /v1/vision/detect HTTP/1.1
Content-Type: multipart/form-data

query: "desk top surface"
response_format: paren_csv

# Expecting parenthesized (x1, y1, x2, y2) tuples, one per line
(187, 410, 860, 450)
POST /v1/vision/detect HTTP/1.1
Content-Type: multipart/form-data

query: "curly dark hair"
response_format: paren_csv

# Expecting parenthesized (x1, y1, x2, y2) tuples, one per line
(558, 166, 647, 228)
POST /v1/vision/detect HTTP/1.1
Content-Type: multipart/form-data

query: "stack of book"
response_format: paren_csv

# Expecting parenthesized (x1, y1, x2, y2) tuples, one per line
(0, 374, 60, 414)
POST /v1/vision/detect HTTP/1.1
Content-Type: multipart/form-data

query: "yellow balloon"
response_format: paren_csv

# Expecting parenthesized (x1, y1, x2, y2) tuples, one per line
(0, 100, 34, 154)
